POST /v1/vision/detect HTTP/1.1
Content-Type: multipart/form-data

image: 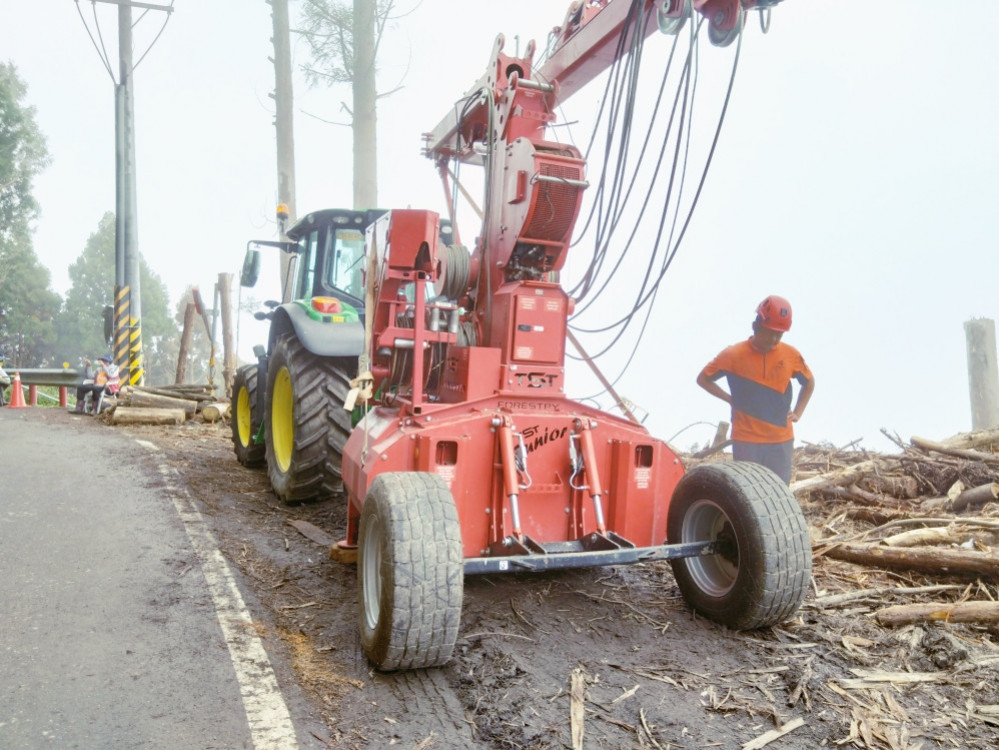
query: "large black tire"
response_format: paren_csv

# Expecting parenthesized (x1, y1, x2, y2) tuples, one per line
(358, 472, 464, 671)
(231, 364, 265, 467)
(667, 462, 811, 630)
(265, 333, 356, 504)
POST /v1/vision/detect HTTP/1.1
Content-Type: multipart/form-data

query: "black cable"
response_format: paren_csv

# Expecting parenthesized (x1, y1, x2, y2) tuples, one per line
(571, 21, 695, 322)
(567, 0, 645, 301)
(571, 16, 746, 399)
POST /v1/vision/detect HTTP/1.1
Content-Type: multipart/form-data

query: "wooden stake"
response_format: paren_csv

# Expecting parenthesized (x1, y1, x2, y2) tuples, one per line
(570, 668, 585, 750)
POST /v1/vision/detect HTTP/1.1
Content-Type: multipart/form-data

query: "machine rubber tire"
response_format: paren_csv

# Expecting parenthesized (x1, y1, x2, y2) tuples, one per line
(265, 333, 355, 504)
(232, 364, 265, 467)
(358, 472, 464, 671)
(667, 462, 811, 630)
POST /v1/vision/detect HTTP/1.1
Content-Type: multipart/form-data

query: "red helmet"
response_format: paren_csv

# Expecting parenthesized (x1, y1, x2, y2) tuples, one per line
(755, 295, 792, 332)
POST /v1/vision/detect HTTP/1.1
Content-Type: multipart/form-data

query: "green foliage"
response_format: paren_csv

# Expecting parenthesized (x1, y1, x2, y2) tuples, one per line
(0, 61, 58, 367)
(297, 0, 395, 88)
(0, 62, 50, 247)
(56, 211, 179, 381)
(0, 240, 61, 366)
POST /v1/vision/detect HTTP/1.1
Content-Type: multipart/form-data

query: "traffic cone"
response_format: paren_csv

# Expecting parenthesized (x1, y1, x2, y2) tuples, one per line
(8, 372, 27, 408)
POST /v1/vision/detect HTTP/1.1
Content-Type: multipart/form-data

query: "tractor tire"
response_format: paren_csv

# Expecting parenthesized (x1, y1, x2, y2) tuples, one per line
(667, 462, 811, 630)
(231, 364, 265, 467)
(265, 333, 356, 504)
(358, 472, 464, 671)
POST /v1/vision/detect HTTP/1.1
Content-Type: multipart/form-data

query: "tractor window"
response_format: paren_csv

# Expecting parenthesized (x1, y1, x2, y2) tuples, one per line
(327, 228, 366, 300)
(296, 230, 320, 298)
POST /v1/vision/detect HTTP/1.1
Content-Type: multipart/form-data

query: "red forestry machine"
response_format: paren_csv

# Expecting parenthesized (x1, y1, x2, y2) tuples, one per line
(338, 0, 810, 671)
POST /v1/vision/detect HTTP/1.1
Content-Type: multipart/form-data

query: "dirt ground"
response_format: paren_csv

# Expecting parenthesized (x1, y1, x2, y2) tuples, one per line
(85, 414, 999, 748)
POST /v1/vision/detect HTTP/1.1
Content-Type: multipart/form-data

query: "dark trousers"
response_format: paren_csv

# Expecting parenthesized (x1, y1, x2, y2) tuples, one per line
(76, 384, 105, 410)
(732, 439, 794, 485)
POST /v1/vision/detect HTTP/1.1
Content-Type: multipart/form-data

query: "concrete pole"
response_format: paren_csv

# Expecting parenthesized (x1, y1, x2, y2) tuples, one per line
(965, 318, 999, 429)
(117, 3, 143, 384)
(270, 0, 297, 302)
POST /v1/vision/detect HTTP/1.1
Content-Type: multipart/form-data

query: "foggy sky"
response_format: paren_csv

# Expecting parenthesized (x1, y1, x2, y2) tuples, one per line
(3, 0, 998, 452)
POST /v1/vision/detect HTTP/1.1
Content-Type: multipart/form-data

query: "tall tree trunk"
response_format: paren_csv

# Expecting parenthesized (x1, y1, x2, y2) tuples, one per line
(353, 0, 378, 208)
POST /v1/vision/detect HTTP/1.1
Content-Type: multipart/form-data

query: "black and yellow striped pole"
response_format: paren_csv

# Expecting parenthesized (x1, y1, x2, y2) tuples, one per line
(114, 285, 144, 386)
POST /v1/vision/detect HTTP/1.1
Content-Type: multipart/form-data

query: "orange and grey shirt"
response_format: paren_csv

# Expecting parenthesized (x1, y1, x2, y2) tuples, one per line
(701, 339, 813, 444)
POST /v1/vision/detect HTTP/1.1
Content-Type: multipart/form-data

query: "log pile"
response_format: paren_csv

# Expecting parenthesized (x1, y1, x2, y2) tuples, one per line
(107, 383, 225, 425)
(787, 428, 999, 628)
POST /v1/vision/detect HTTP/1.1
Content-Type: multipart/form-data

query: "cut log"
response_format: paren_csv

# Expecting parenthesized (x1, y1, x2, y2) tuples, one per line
(124, 384, 215, 402)
(859, 473, 919, 499)
(123, 391, 198, 417)
(910, 436, 999, 465)
(822, 542, 999, 577)
(881, 526, 964, 548)
(875, 601, 999, 626)
(111, 407, 187, 425)
(939, 428, 999, 451)
(200, 402, 229, 423)
(951, 482, 999, 513)
(790, 459, 881, 495)
(808, 584, 963, 610)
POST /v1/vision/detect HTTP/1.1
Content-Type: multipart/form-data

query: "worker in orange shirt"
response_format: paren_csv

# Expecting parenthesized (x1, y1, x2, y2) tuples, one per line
(696, 295, 815, 484)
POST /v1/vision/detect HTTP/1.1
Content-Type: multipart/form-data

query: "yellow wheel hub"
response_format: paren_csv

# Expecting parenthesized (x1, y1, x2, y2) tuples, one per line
(272, 367, 294, 472)
(236, 386, 252, 447)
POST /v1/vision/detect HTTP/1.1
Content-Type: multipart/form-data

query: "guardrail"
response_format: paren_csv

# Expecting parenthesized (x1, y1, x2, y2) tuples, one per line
(3, 367, 84, 407)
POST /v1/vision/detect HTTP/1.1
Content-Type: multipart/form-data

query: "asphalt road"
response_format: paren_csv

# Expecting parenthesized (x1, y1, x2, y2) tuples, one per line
(0, 408, 326, 749)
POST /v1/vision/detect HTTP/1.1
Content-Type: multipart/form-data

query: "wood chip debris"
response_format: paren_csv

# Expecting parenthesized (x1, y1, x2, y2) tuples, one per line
(680, 427, 999, 747)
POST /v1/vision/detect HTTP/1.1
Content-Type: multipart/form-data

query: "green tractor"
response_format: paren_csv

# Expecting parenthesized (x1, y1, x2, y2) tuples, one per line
(232, 207, 386, 503)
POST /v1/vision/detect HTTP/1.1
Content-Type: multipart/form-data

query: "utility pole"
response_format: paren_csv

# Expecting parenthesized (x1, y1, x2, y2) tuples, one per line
(115, 2, 142, 384)
(88, 0, 173, 385)
(269, 0, 297, 302)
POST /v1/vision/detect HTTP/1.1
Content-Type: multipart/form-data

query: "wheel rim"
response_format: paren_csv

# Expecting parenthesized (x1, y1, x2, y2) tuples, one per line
(656, 0, 690, 35)
(272, 367, 294, 472)
(707, 7, 743, 48)
(361, 513, 382, 632)
(236, 386, 252, 447)
(681, 498, 739, 597)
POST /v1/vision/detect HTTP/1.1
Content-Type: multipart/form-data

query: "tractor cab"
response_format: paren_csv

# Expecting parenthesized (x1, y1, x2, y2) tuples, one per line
(284, 208, 387, 306)
(241, 207, 455, 313)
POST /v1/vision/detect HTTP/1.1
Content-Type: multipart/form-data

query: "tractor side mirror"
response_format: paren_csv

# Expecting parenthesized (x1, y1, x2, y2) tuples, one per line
(241, 246, 261, 287)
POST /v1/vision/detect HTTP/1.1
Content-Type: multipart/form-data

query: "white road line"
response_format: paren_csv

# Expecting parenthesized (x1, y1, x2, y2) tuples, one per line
(154, 461, 300, 749)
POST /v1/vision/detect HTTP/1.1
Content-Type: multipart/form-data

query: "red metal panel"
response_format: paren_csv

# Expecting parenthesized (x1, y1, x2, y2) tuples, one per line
(440, 346, 503, 403)
(384, 209, 440, 270)
(606, 440, 684, 545)
(341, 399, 687, 555)
(511, 288, 568, 365)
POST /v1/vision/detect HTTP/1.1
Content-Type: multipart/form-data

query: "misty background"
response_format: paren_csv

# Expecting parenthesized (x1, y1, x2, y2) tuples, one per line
(2, 0, 997, 451)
